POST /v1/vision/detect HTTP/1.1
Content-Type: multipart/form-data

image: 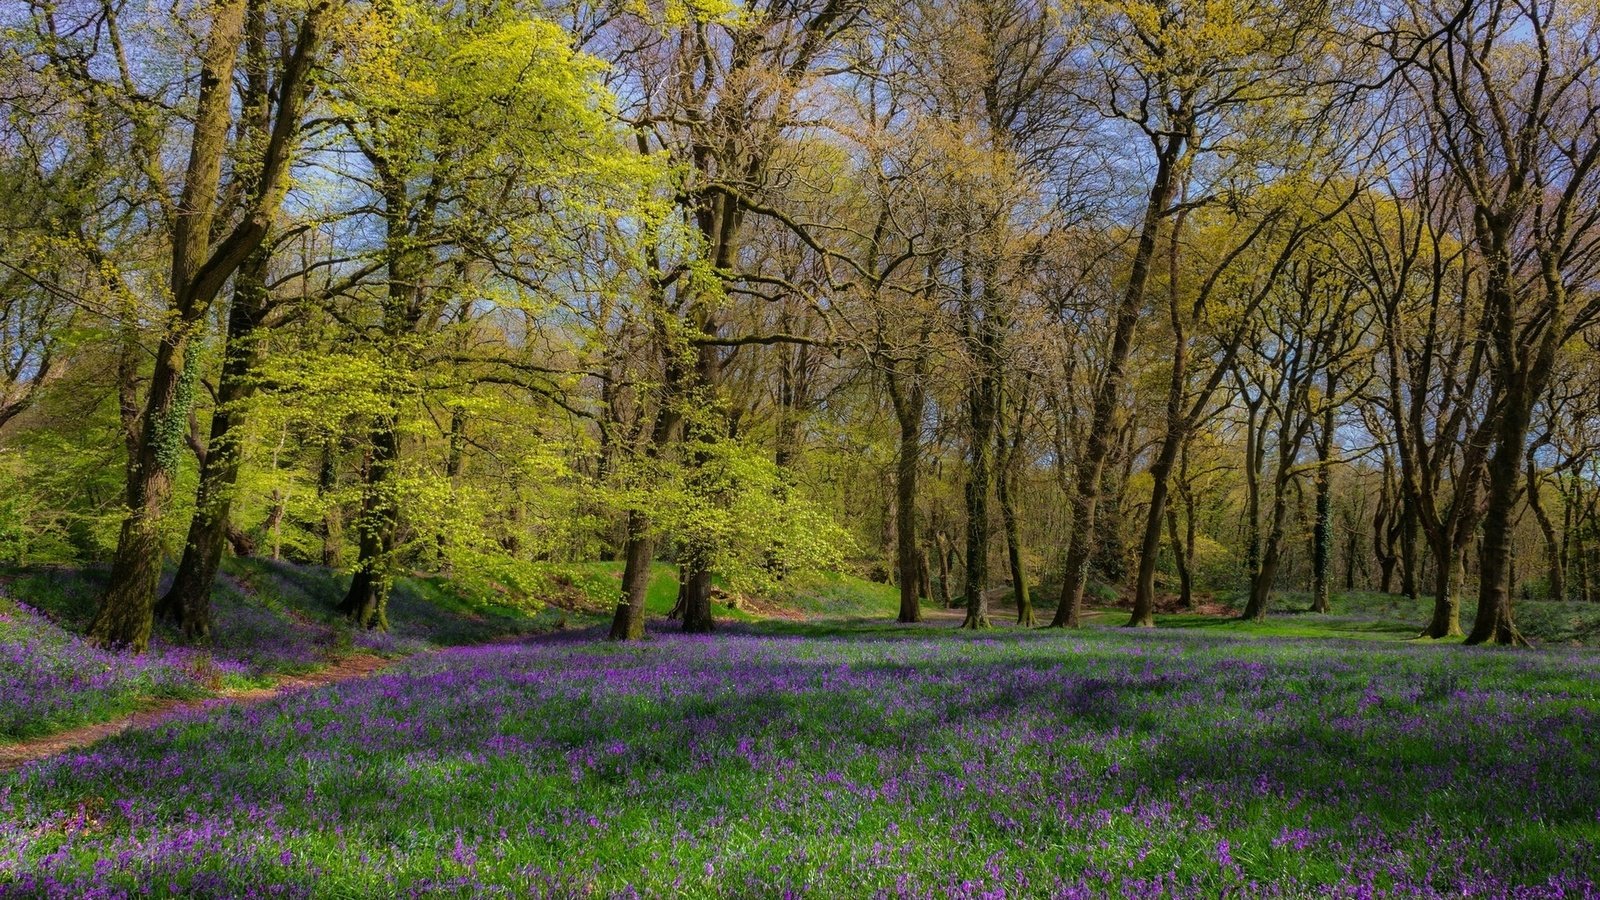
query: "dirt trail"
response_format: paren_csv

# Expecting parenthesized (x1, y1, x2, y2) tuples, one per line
(0, 653, 397, 774)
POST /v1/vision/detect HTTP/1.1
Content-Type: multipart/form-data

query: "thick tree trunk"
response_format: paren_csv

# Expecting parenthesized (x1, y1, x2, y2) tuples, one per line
(1244, 544, 1281, 621)
(90, 1, 254, 652)
(961, 360, 999, 629)
(961, 438, 993, 629)
(340, 426, 397, 630)
(1243, 478, 1290, 621)
(1399, 500, 1421, 600)
(1467, 401, 1532, 646)
(91, 329, 201, 651)
(1132, 215, 1189, 628)
(894, 396, 924, 624)
(90, 496, 169, 652)
(681, 565, 714, 633)
(607, 392, 680, 641)
(1311, 403, 1335, 614)
(157, 249, 270, 640)
(1130, 441, 1177, 627)
(1421, 553, 1463, 638)
(609, 511, 655, 641)
(157, 510, 228, 639)
(1095, 442, 1135, 584)
(993, 394, 1032, 627)
(1240, 397, 1267, 587)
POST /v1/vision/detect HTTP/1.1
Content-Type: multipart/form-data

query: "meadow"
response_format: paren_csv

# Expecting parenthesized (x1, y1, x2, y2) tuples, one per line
(3, 597, 1598, 898)
(0, 561, 556, 741)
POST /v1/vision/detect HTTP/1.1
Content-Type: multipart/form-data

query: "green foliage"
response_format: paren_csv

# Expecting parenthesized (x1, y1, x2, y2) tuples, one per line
(151, 338, 207, 474)
(605, 434, 855, 598)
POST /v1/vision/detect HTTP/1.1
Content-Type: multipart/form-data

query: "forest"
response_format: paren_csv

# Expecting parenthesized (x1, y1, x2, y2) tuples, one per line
(2, 0, 1600, 896)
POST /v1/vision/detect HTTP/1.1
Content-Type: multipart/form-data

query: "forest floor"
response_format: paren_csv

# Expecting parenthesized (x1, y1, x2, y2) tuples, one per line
(0, 652, 395, 773)
(3, 604, 1599, 897)
(4, 566, 1600, 897)
(0, 559, 558, 745)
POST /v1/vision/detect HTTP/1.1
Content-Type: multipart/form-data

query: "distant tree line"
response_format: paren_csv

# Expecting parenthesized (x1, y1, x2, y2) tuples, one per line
(2, 0, 1598, 651)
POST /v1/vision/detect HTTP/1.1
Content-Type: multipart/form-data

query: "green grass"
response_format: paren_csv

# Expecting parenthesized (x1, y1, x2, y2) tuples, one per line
(0, 559, 553, 742)
(526, 562, 905, 624)
(779, 570, 907, 618)
(4, 619, 1597, 897)
(1129, 588, 1600, 647)
(11, 555, 1598, 754)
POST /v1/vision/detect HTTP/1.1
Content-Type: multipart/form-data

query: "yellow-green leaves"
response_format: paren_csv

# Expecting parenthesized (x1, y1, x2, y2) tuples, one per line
(603, 435, 854, 599)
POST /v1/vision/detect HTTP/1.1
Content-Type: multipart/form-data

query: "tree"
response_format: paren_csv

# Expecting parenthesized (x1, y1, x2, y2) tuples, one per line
(1392, 0, 1600, 644)
(324, 2, 640, 629)
(81, 0, 328, 651)
(1051, 0, 1334, 628)
(1344, 163, 1491, 639)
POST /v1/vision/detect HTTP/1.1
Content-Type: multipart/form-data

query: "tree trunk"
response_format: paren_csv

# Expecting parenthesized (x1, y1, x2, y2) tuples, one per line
(1130, 441, 1177, 627)
(893, 388, 924, 624)
(1378, 554, 1397, 595)
(961, 437, 993, 629)
(90, 0, 253, 652)
(935, 533, 953, 608)
(1466, 399, 1532, 646)
(1421, 553, 1463, 639)
(1050, 129, 1183, 628)
(608, 511, 655, 641)
(89, 499, 168, 652)
(998, 465, 1031, 626)
(1342, 513, 1360, 591)
(993, 396, 1032, 627)
(1131, 212, 1190, 628)
(668, 564, 687, 619)
(1579, 538, 1593, 603)
(961, 361, 999, 629)
(90, 331, 199, 651)
(1311, 402, 1335, 614)
(339, 426, 397, 630)
(1399, 500, 1421, 600)
(1243, 475, 1291, 621)
(157, 248, 270, 640)
(681, 565, 714, 633)
(1240, 394, 1267, 588)
(1244, 543, 1280, 621)
(1374, 478, 1399, 594)
(1526, 461, 1563, 602)
(90, 0, 322, 651)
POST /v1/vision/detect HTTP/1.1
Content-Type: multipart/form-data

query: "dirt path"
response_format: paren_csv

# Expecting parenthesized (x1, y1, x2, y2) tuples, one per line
(0, 653, 398, 774)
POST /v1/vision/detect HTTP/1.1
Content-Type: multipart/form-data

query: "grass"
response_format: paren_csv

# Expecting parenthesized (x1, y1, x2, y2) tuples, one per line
(0, 559, 904, 744)
(0, 559, 551, 741)
(0, 596, 207, 741)
(781, 570, 911, 619)
(2, 619, 1596, 898)
(1065, 588, 1600, 647)
(522, 561, 908, 623)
